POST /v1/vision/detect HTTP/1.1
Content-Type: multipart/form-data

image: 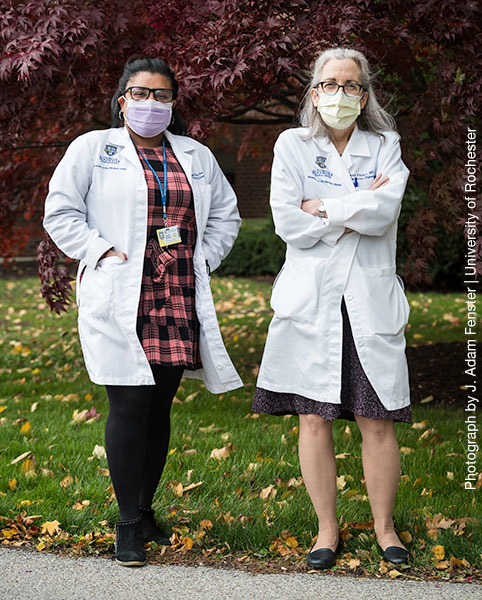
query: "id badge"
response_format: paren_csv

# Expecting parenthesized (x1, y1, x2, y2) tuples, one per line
(157, 225, 182, 247)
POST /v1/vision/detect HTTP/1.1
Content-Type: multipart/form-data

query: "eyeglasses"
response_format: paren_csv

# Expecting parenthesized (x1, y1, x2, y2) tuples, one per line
(315, 81, 365, 97)
(124, 86, 174, 103)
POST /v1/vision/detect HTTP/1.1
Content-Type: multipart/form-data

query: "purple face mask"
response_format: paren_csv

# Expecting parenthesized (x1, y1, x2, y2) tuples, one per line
(124, 98, 172, 138)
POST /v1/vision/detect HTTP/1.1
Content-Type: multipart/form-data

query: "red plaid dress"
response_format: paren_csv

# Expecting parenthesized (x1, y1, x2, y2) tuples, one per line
(135, 141, 202, 369)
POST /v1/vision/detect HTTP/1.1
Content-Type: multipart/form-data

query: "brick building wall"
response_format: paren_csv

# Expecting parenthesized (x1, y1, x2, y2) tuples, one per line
(209, 124, 277, 219)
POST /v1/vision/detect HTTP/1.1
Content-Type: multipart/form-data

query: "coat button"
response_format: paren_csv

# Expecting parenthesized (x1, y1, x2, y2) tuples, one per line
(217, 364, 223, 370)
(358, 340, 364, 347)
(346, 293, 353, 301)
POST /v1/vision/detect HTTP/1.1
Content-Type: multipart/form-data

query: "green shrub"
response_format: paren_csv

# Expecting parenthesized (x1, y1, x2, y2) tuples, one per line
(216, 217, 285, 277)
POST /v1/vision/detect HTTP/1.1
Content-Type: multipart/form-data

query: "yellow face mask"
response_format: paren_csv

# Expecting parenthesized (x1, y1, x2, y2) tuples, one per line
(316, 90, 361, 130)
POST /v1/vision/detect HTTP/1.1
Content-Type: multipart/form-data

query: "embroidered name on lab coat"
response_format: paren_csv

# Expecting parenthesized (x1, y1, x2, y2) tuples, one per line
(308, 168, 341, 186)
(95, 154, 126, 170)
(350, 170, 376, 187)
(98, 154, 120, 165)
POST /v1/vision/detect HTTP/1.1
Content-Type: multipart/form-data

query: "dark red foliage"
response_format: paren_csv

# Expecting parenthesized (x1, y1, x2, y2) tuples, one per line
(0, 0, 480, 310)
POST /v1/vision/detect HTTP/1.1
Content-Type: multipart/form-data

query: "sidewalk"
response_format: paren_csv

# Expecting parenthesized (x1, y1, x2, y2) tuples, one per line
(1, 547, 480, 600)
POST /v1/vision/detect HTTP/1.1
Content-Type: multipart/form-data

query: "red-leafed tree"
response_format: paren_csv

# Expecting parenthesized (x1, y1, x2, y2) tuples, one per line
(0, 0, 480, 311)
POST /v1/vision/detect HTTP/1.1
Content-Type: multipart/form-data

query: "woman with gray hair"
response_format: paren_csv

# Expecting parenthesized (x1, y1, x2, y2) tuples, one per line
(253, 47, 412, 569)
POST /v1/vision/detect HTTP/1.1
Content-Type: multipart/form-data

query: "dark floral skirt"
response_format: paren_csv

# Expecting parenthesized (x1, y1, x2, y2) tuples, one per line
(252, 298, 412, 423)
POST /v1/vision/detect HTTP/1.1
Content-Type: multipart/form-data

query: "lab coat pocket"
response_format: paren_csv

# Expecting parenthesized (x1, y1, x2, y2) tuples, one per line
(270, 257, 326, 322)
(365, 269, 409, 335)
(78, 263, 115, 317)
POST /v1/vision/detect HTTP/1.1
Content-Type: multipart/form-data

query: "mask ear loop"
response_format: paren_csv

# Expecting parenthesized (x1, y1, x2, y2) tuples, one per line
(119, 95, 126, 121)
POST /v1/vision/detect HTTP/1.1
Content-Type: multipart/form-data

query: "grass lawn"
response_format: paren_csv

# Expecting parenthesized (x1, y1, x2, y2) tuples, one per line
(0, 276, 480, 580)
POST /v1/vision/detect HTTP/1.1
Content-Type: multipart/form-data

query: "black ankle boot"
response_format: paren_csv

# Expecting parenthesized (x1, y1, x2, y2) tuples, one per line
(139, 507, 171, 545)
(114, 515, 146, 567)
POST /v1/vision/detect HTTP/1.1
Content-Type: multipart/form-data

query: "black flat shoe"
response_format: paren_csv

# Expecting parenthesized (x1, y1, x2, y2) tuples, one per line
(307, 539, 342, 570)
(139, 507, 172, 545)
(377, 542, 410, 565)
(114, 516, 146, 567)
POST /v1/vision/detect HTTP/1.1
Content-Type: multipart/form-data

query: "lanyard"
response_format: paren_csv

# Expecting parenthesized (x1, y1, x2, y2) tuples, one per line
(135, 139, 168, 226)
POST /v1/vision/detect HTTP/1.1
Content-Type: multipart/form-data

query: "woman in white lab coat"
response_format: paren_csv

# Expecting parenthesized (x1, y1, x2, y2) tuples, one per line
(43, 57, 242, 566)
(253, 48, 412, 569)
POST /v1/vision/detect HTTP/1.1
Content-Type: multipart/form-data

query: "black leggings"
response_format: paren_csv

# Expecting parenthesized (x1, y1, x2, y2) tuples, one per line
(104, 365, 184, 522)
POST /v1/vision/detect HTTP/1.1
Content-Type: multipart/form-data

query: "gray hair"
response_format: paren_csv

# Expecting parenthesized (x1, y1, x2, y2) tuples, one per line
(299, 47, 396, 138)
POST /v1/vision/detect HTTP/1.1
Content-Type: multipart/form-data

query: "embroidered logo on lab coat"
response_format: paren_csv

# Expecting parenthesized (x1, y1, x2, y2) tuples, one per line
(104, 144, 118, 156)
(315, 155, 327, 168)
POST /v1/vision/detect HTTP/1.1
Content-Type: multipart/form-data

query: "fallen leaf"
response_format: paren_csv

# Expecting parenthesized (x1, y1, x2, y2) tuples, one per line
(182, 536, 193, 550)
(411, 420, 427, 430)
(210, 444, 233, 460)
(260, 485, 277, 500)
(450, 556, 465, 567)
(347, 558, 361, 569)
(173, 482, 184, 497)
(92, 445, 107, 459)
(2, 528, 20, 539)
(97, 467, 110, 477)
(285, 536, 298, 548)
(8, 478, 17, 491)
(420, 395, 434, 404)
(41, 520, 61, 536)
(336, 475, 347, 490)
(388, 569, 403, 578)
(183, 481, 204, 493)
(199, 519, 213, 530)
(400, 447, 415, 454)
(434, 560, 450, 569)
(19, 422, 31, 435)
(60, 475, 74, 488)
(378, 560, 389, 574)
(71, 409, 89, 423)
(84, 406, 101, 421)
(30, 402, 39, 413)
(21, 457, 36, 476)
(0, 406, 7, 413)
(432, 544, 445, 560)
(400, 531, 412, 544)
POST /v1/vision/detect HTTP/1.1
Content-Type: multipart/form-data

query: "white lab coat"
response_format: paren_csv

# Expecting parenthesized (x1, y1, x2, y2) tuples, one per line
(256, 125, 411, 410)
(43, 126, 243, 392)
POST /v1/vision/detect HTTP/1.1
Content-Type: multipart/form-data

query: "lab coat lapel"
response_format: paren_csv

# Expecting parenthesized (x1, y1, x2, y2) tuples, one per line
(106, 127, 142, 170)
(330, 151, 355, 192)
(165, 131, 193, 185)
(312, 135, 354, 192)
(315, 126, 373, 192)
(341, 126, 372, 187)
